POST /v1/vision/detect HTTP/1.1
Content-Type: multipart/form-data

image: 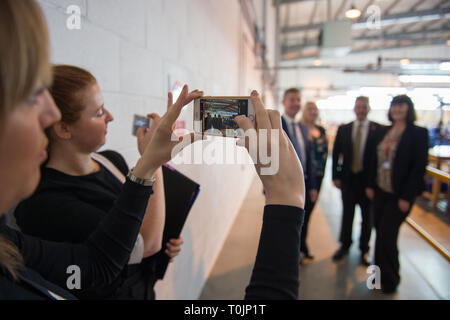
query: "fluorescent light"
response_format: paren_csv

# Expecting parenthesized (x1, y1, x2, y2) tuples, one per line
(345, 6, 361, 19)
(400, 58, 410, 65)
(421, 14, 441, 21)
(398, 75, 450, 83)
(401, 63, 439, 70)
(439, 62, 450, 71)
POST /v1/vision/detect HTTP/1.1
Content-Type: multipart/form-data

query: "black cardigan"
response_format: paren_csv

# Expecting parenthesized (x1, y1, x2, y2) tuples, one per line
(367, 124, 429, 202)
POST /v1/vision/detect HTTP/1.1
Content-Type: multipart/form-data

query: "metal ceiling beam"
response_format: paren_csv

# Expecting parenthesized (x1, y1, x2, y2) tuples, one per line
(283, 38, 450, 60)
(283, 27, 450, 53)
(404, 0, 450, 32)
(334, 0, 349, 21)
(303, 0, 318, 43)
(282, 7, 450, 33)
(383, 0, 402, 16)
(276, 0, 324, 4)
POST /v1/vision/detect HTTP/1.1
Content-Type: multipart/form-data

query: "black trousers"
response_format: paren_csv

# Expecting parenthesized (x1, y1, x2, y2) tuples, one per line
(339, 172, 372, 253)
(300, 176, 324, 255)
(373, 188, 412, 291)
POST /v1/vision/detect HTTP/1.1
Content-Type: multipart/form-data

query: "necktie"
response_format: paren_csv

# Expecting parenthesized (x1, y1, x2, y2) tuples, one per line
(352, 123, 363, 173)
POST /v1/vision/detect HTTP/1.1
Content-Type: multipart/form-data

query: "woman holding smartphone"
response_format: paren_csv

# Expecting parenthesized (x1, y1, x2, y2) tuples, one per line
(0, 0, 305, 300)
(0, 0, 203, 299)
(14, 64, 185, 300)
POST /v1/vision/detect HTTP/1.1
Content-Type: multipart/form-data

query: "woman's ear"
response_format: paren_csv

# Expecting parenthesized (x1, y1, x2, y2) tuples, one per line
(52, 121, 72, 140)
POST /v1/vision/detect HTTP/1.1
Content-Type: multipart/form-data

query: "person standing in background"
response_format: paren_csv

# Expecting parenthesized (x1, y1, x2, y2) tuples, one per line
(332, 96, 380, 266)
(281, 88, 318, 262)
(300, 101, 328, 195)
(365, 95, 428, 293)
(299, 101, 328, 262)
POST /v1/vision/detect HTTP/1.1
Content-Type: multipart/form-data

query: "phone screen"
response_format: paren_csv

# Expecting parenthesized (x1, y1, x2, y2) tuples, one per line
(199, 98, 249, 136)
(132, 114, 151, 136)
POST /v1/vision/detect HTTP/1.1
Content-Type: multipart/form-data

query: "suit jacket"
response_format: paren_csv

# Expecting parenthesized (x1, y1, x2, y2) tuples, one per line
(281, 117, 317, 190)
(368, 124, 429, 202)
(332, 120, 380, 187)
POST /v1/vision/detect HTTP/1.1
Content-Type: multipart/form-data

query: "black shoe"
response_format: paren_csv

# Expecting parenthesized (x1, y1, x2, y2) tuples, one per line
(332, 247, 349, 261)
(360, 253, 371, 266)
(303, 253, 314, 260)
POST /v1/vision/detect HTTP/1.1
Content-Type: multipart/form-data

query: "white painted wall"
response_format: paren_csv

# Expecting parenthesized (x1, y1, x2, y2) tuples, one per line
(37, 0, 276, 299)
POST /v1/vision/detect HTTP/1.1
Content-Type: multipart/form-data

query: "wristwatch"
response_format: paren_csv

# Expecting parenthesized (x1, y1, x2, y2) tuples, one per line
(127, 169, 156, 187)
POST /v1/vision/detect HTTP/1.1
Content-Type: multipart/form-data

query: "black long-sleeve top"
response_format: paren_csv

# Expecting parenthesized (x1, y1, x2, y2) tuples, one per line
(0, 178, 153, 299)
(245, 205, 303, 300)
(1, 202, 303, 299)
(13, 151, 156, 299)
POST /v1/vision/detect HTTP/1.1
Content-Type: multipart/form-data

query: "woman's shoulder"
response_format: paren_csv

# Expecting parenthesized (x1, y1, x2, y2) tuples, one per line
(402, 124, 428, 140)
(411, 125, 429, 146)
(412, 125, 428, 135)
(97, 150, 129, 176)
(315, 124, 326, 134)
(14, 187, 73, 236)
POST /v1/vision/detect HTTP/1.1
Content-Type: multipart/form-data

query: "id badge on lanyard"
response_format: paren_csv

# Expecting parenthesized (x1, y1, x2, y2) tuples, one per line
(383, 129, 396, 169)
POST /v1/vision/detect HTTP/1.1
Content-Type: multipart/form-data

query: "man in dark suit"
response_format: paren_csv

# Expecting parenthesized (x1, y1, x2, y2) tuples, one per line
(332, 96, 380, 266)
(205, 114, 212, 130)
(281, 88, 317, 262)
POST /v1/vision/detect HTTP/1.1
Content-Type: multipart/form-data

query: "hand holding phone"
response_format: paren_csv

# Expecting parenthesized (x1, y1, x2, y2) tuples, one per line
(134, 113, 160, 156)
(234, 91, 305, 209)
(132, 114, 152, 136)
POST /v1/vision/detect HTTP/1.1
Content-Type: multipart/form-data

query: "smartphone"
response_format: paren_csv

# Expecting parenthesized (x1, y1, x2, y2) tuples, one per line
(132, 114, 152, 136)
(193, 97, 255, 137)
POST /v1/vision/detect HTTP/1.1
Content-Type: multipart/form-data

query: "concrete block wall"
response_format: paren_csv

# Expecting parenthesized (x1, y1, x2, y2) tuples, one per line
(37, 0, 276, 299)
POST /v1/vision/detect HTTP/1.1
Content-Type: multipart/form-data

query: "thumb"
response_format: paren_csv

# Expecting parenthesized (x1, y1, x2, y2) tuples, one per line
(136, 127, 147, 139)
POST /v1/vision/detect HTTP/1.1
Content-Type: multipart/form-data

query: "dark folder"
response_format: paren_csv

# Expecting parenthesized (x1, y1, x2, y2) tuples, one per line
(153, 164, 200, 279)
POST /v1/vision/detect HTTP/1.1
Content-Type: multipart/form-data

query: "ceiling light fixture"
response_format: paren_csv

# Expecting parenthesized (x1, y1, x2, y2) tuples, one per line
(345, 5, 361, 19)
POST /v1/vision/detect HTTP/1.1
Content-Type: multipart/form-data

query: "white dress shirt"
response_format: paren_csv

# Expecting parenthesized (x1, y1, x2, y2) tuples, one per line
(283, 114, 307, 166)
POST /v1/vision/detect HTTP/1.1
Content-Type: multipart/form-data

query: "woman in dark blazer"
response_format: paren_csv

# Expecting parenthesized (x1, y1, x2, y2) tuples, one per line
(365, 95, 428, 294)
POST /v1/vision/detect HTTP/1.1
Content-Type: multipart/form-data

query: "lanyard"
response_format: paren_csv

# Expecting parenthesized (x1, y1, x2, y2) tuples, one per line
(384, 127, 404, 159)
